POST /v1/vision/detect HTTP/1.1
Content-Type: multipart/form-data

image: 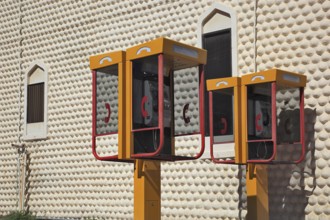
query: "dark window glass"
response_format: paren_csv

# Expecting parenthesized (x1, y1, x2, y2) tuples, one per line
(132, 55, 172, 155)
(27, 83, 44, 123)
(203, 29, 232, 136)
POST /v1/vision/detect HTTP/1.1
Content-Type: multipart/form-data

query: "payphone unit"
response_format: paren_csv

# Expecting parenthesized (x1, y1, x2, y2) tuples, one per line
(242, 69, 306, 163)
(125, 37, 207, 161)
(207, 77, 245, 164)
(207, 69, 306, 164)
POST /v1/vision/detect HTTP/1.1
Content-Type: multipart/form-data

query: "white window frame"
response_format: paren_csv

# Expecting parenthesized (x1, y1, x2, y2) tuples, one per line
(23, 61, 48, 141)
(197, 3, 238, 159)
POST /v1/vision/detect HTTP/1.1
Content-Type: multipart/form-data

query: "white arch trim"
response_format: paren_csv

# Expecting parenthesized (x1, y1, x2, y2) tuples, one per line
(23, 60, 49, 141)
(197, 2, 238, 76)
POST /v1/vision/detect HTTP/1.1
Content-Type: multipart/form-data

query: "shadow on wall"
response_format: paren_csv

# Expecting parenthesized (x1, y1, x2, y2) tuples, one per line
(268, 108, 316, 220)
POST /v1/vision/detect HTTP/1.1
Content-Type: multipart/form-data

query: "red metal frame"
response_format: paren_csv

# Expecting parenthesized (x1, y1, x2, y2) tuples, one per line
(131, 55, 205, 161)
(209, 91, 235, 164)
(247, 82, 305, 164)
(91, 70, 122, 162)
(247, 82, 276, 163)
(295, 87, 305, 164)
(195, 64, 206, 159)
(160, 64, 205, 161)
(131, 54, 165, 158)
(168, 64, 205, 161)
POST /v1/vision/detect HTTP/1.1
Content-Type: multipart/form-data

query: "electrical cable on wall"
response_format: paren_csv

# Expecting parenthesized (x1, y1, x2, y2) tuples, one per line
(254, 0, 258, 73)
(18, 0, 23, 143)
(14, 0, 27, 212)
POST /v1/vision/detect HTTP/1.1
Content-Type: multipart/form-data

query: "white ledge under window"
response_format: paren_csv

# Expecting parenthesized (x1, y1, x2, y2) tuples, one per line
(23, 61, 49, 141)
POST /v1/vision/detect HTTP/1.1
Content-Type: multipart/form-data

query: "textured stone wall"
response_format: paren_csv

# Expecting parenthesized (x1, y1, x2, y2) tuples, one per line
(0, 0, 329, 219)
(255, 1, 330, 219)
(0, 0, 21, 213)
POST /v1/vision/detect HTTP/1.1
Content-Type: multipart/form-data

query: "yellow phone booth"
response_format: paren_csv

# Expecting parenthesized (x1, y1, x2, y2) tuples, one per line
(125, 37, 207, 161)
(241, 69, 306, 163)
(90, 39, 207, 220)
(207, 77, 245, 164)
(90, 51, 129, 162)
(207, 69, 306, 164)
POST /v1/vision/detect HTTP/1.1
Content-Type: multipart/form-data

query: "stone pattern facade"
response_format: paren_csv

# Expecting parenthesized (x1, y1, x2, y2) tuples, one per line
(0, 0, 329, 219)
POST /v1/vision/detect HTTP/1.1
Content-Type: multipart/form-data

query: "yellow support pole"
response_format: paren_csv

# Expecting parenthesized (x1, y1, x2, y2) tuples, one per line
(134, 159, 161, 220)
(246, 164, 269, 220)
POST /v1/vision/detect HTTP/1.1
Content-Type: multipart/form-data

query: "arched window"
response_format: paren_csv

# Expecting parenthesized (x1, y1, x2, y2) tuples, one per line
(23, 61, 48, 140)
(197, 3, 237, 158)
(197, 3, 237, 74)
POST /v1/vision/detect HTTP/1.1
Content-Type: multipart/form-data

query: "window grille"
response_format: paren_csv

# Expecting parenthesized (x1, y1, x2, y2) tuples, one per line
(27, 82, 44, 123)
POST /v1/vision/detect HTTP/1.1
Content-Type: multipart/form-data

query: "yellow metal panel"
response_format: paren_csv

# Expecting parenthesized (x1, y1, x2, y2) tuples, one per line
(206, 77, 246, 164)
(162, 37, 207, 65)
(126, 37, 207, 66)
(240, 84, 248, 164)
(146, 201, 160, 220)
(276, 69, 307, 87)
(134, 160, 145, 219)
(246, 164, 257, 220)
(89, 51, 125, 70)
(127, 60, 133, 159)
(134, 160, 161, 220)
(246, 164, 269, 220)
(241, 69, 306, 87)
(241, 69, 277, 85)
(126, 37, 165, 61)
(119, 60, 133, 160)
(234, 84, 246, 164)
(118, 61, 126, 160)
(206, 77, 240, 91)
